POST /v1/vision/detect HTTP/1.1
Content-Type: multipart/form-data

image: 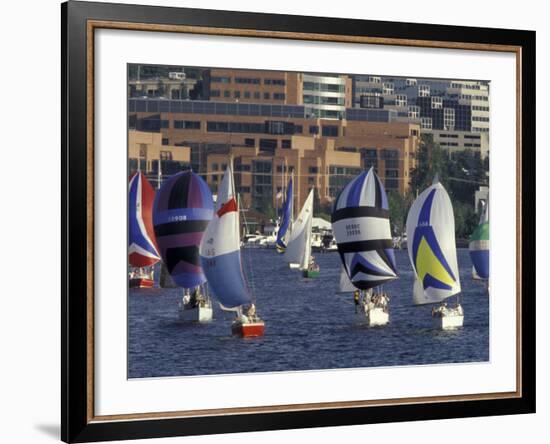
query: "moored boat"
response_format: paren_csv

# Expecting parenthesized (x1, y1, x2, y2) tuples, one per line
(153, 171, 215, 321)
(406, 177, 463, 329)
(128, 172, 161, 288)
(331, 167, 397, 327)
(200, 162, 265, 337)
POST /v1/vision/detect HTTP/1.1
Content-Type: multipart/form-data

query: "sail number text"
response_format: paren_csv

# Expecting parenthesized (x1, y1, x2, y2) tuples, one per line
(345, 223, 361, 236)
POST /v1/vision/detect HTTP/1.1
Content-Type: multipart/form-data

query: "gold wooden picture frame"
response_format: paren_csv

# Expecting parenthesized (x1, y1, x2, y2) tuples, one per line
(62, 1, 535, 442)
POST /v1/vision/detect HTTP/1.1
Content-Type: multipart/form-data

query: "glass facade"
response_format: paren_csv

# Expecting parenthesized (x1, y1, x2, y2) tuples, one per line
(251, 160, 273, 211)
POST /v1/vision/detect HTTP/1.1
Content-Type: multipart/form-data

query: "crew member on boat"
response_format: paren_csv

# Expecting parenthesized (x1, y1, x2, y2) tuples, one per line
(308, 256, 320, 272)
(247, 304, 257, 322)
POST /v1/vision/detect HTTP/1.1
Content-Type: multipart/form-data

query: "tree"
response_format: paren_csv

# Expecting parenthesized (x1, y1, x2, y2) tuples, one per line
(410, 134, 489, 238)
(387, 190, 409, 235)
(410, 134, 451, 195)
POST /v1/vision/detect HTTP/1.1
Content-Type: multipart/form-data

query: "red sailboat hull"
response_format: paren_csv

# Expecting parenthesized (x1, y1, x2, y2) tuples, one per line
(231, 321, 265, 337)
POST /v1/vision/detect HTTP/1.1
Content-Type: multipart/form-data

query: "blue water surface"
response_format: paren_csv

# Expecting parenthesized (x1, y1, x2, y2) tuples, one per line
(128, 248, 489, 378)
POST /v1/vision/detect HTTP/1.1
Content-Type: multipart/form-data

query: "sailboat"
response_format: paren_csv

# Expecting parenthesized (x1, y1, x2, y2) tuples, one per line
(200, 164, 265, 337)
(406, 178, 463, 329)
(469, 200, 489, 282)
(331, 168, 397, 326)
(276, 177, 293, 254)
(284, 190, 319, 277)
(152, 171, 215, 322)
(128, 172, 161, 288)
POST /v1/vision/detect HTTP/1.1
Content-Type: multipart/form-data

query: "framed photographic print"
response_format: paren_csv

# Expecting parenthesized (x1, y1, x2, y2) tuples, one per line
(61, 0, 535, 442)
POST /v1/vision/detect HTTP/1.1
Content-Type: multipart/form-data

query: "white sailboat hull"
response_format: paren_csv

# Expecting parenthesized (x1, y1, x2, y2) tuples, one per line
(357, 304, 389, 327)
(432, 304, 464, 329)
(178, 304, 213, 322)
(434, 312, 464, 329)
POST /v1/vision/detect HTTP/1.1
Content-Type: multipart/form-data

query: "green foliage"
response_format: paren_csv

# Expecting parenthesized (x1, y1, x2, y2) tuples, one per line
(409, 134, 489, 238)
(453, 201, 478, 239)
(387, 190, 409, 235)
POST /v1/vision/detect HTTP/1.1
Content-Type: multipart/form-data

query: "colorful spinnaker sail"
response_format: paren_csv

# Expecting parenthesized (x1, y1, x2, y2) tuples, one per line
(153, 171, 214, 289)
(276, 177, 293, 253)
(406, 180, 461, 305)
(469, 200, 489, 280)
(129, 172, 161, 267)
(331, 167, 397, 290)
(284, 189, 314, 270)
(200, 165, 251, 309)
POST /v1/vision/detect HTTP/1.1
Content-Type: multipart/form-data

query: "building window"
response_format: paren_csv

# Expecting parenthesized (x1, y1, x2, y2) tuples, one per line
(308, 177, 315, 185)
(360, 95, 383, 109)
(421, 117, 433, 129)
(294, 125, 303, 134)
(254, 92, 260, 99)
(406, 78, 417, 86)
(328, 165, 362, 197)
(281, 140, 291, 149)
(273, 93, 285, 100)
(235, 77, 261, 84)
(322, 125, 338, 137)
(309, 125, 319, 135)
(308, 166, 319, 174)
(235, 163, 251, 172)
(259, 139, 277, 154)
(383, 82, 394, 95)
(211, 76, 231, 83)
(265, 79, 286, 85)
(223, 90, 230, 98)
(395, 95, 407, 107)
(244, 91, 251, 99)
(174, 120, 200, 130)
(431, 96, 443, 109)
(234, 91, 241, 99)
(251, 160, 273, 211)
(418, 84, 430, 97)
(245, 138, 255, 147)
(160, 120, 169, 129)
(443, 108, 455, 130)
(162, 138, 169, 145)
(263, 92, 270, 100)
(382, 149, 399, 169)
(206, 121, 264, 133)
(211, 163, 218, 171)
(160, 151, 172, 161)
(210, 89, 220, 97)
(408, 105, 420, 119)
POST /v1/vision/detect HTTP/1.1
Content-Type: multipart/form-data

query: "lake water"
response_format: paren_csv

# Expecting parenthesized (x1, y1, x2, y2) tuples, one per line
(128, 248, 489, 378)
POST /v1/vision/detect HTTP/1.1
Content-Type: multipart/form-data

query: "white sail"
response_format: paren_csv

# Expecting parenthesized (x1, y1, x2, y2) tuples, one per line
(199, 165, 251, 309)
(337, 265, 356, 293)
(406, 181, 461, 305)
(284, 189, 314, 269)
